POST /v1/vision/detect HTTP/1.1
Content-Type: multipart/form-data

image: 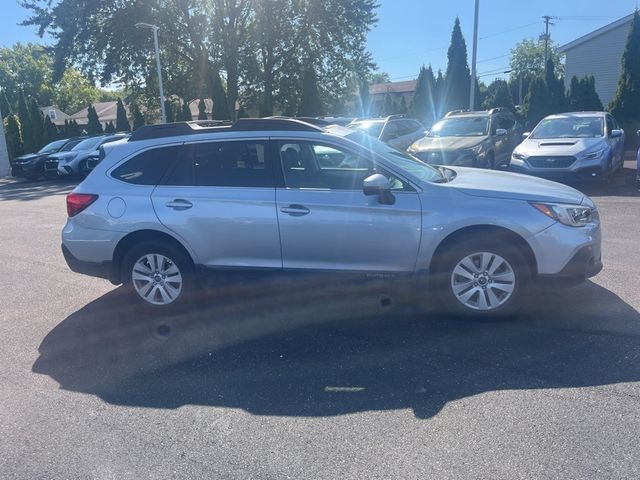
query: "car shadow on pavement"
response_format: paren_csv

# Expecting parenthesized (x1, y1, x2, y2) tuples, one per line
(566, 164, 639, 198)
(32, 277, 640, 419)
(0, 178, 77, 201)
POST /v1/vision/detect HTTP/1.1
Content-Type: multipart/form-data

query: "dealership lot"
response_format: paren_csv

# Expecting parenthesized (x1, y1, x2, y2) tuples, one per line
(0, 164, 639, 479)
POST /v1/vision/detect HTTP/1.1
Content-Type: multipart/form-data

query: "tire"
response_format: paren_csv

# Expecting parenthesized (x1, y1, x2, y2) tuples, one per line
(78, 160, 88, 179)
(434, 238, 530, 318)
(485, 152, 495, 170)
(121, 241, 196, 309)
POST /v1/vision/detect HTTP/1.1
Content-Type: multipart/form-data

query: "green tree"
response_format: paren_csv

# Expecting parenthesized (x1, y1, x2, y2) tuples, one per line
(4, 114, 23, 159)
(382, 93, 396, 116)
(42, 114, 58, 145)
(104, 121, 116, 134)
(69, 120, 83, 137)
(131, 103, 145, 131)
(370, 72, 391, 84)
(0, 90, 11, 118)
(567, 75, 603, 112)
(164, 100, 175, 123)
(17, 91, 30, 148)
(444, 17, 471, 113)
(510, 38, 564, 80)
(297, 66, 324, 116)
(86, 105, 103, 135)
(181, 101, 193, 121)
(545, 58, 565, 113)
(0, 43, 53, 108)
(524, 77, 552, 126)
(211, 73, 230, 120)
(51, 68, 101, 115)
(115, 98, 131, 132)
(610, 11, 640, 119)
(27, 98, 45, 152)
(411, 65, 437, 124)
(197, 99, 208, 120)
(398, 96, 408, 115)
(483, 80, 515, 112)
(434, 70, 446, 119)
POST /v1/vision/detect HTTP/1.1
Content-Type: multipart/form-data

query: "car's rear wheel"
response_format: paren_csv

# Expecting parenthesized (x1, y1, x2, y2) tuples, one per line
(435, 239, 529, 318)
(122, 242, 196, 309)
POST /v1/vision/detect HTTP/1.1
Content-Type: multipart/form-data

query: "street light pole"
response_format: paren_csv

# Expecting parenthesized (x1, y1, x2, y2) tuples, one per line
(469, 0, 480, 111)
(136, 22, 167, 124)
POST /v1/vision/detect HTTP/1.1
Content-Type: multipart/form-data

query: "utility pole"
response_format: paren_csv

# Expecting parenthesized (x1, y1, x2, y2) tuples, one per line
(136, 22, 167, 124)
(542, 15, 555, 64)
(469, 0, 480, 111)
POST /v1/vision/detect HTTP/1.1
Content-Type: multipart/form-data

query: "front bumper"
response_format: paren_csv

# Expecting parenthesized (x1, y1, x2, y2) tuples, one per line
(538, 245, 602, 287)
(10, 160, 41, 178)
(509, 156, 608, 181)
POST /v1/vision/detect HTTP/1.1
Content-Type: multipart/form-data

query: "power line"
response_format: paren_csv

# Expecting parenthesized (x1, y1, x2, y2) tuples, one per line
(477, 53, 510, 64)
(479, 21, 539, 40)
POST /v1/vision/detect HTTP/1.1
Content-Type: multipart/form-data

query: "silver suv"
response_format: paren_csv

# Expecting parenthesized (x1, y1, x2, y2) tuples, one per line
(61, 119, 602, 317)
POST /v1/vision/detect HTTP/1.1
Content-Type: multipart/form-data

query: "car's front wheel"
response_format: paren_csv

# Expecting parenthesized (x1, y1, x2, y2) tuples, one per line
(122, 242, 196, 309)
(436, 240, 529, 318)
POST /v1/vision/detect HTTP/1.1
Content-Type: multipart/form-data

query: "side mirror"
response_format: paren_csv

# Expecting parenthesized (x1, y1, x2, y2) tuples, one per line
(363, 174, 395, 205)
(522, 132, 531, 140)
(495, 128, 508, 136)
(610, 129, 623, 138)
(636, 129, 640, 137)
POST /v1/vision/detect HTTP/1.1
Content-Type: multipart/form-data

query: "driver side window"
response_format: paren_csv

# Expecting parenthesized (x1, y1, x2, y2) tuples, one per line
(277, 141, 410, 191)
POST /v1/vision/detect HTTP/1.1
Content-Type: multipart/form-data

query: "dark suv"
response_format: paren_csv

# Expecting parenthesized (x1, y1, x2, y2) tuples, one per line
(407, 108, 522, 169)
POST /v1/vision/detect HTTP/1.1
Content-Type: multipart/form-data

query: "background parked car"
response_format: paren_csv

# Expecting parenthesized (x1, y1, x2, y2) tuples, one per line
(348, 116, 425, 151)
(510, 112, 625, 183)
(45, 133, 129, 178)
(10, 137, 86, 181)
(407, 108, 522, 169)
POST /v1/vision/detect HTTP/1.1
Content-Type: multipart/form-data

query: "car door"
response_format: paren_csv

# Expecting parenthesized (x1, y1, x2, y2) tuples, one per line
(151, 139, 282, 269)
(492, 115, 515, 165)
(380, 121, 404, 149)
(607, 115, 624, 169)
(274, 139, 422, 272)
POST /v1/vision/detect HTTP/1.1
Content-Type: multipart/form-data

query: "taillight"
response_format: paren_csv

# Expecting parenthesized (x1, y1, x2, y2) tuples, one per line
(66, 193, 98, 217)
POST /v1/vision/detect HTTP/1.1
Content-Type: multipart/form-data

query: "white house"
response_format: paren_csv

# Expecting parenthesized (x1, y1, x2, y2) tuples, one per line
(559, 13, 634, 109)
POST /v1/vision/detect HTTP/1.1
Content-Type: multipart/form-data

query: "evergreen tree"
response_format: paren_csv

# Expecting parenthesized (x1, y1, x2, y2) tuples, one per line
(297, 66, 324, 117)
(483, 80, 515, 112)
(17, 90, 31, 151)
(131, 103, 145, 131)
(544, 58, 565, 113)
(86, 104, 103, 135)
(115, 98, 130, 132)
(567, 75, 603, 112)
(4, 114, 23, 159)
(211, 71, 230, 120)
(181, 101, 193, 121)
(104, 120, 116, 134)
(42, 114, 58, 144)
(566, 76, 582, 111)
(70, 120, 83, 136)
(524, 77, 552, 126)
(197, 99, 208, 120)
(398, 96, 408, 115)
(63, 119, 70, 137)
(444, 18, 471, 113)
(357, 80, 371, 118)
(164, 100, 175, 123)
(582, 76, 604, 111)
(28, 98, 45, 151)
(610, 10, 640, 119)
(411, 65, 437, 124)
(382, 92, 396, 116)
(0, 90, 11, 118)
(434, 70, 446, 120)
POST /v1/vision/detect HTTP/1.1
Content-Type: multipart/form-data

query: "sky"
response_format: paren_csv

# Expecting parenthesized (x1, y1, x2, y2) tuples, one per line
(1, 0, 638, 83)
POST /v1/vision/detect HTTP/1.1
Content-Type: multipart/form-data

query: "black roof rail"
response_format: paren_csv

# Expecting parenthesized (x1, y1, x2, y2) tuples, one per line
(128, 118, 323, 142)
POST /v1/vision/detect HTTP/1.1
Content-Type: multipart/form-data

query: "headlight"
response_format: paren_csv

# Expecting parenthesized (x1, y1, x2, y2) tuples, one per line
(531, 202, 597, 227)
(582, 149, 604, 160)
(512, 151, 526, 161)
(407, 143, 418, 154)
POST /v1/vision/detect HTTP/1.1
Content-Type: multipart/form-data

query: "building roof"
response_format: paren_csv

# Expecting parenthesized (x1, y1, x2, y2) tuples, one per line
(369, 80, 417, 95)
(70, 101, 129, 124)
(40, 106, 71, 126)
(559, 13, 634, 52)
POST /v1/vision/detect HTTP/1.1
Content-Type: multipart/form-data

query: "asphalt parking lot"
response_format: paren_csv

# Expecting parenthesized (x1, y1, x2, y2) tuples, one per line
(1, 163, 639, 479)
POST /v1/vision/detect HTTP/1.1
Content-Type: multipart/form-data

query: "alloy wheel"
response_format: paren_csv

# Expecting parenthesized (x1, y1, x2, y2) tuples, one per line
(450, 252, 516, 311)
(131, 253, 183, 306)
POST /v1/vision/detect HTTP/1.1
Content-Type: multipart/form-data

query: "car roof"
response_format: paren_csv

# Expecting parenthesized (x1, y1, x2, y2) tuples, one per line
(544, 112, 607, 119)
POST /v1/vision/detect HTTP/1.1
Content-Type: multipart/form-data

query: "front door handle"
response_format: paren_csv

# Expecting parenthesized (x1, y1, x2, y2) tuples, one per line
(280, 204, 310, 216)
(165, 199, 193, 211)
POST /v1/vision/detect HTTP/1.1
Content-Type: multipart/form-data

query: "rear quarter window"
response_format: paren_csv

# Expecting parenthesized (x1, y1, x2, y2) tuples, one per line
(111, 146, 182, 185)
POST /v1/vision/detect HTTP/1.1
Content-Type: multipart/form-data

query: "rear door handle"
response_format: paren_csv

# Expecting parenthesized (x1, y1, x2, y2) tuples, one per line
(280, 204, 310, 216)
(165, 199, 193, 210)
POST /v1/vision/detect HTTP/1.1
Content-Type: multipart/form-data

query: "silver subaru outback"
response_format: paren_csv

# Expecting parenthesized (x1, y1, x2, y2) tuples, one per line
(61, 119, 602, 317)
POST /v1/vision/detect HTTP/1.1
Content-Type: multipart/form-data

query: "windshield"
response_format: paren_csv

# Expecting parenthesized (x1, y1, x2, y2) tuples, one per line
(349, 121, 384, 138)
(72, 136, 104, 151)
(37, 139, 66, 154)
(429, 117, 489, 137)
(531, 116, 604, 138)
(345, 131, 445, 183)
(60, 139, 83, 152)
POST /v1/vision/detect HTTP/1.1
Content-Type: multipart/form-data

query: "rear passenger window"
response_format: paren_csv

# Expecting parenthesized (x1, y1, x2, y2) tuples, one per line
(165, 141, 272, 187)
(111, 146, 180, 185)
